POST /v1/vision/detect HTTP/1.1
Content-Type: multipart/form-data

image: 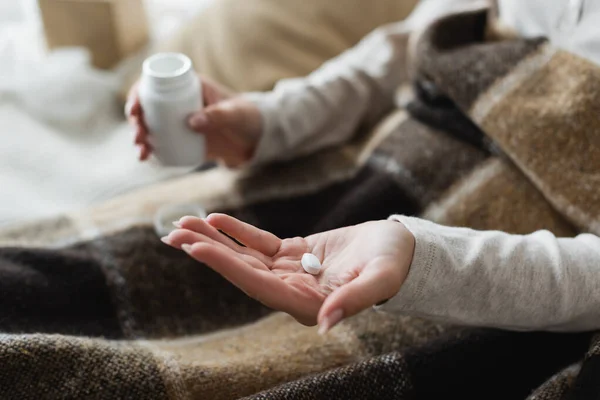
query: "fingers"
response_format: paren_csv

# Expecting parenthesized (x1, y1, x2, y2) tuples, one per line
(168, 216, 272, 265)
(164, 228, 222, 250)
(163, 227, 269, 269)
(134, 124, 147, 145)
(175, 216, 239, 248)
(129, 98, 142, 118)
(127, 80, 258, 166)
(188, 104, 236, 135)
(206, 214, 281, 256)
(126, 81, 153, 161)
(182, 242, 288, 307)
(188, 109, 248, 167)
(138, 144, 152, 161)
(187, 99, 261, 167)
(133, 121, 152, 160)
(125, 82, 141, 118)
(317, 265, 399, 334)
(196, 100, 254, 141)
(132, 102, 149, 143)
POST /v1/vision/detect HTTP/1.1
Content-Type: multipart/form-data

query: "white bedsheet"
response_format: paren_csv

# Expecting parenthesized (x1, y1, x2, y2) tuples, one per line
(0, 0, 213, 228)
(0, 103, 188, 228)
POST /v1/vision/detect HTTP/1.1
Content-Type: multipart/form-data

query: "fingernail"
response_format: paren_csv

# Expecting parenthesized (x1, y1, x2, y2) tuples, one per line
(188, 113, 208, 129)
(318, 309, 344, 335)
(160, 236, 171, 245)
(172, 220, 182, 228)
(181, 243, 193, 253)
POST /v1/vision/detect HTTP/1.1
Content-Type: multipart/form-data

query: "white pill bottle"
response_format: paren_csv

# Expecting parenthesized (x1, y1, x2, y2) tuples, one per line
(139, 53, 204, 167)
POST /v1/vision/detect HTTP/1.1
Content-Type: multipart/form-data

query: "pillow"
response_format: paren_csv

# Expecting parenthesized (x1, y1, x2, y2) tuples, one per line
(153, 0, 418, 92)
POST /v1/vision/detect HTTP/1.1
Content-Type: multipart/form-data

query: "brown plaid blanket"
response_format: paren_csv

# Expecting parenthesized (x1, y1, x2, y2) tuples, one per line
(1, 7, 599, 399)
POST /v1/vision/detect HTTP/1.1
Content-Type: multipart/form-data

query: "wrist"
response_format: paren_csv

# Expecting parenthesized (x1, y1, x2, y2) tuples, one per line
(389, 217, 416, 276)
(233, 97, 264, 165)
(373, 216, 440, 313)
(375, 218, 415, 306)
(375, 215, 426, 312)
(239, 91, 281, 167)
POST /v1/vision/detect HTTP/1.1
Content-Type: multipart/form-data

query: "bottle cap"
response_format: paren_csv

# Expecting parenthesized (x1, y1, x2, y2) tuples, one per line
(142, 53, 194, 92)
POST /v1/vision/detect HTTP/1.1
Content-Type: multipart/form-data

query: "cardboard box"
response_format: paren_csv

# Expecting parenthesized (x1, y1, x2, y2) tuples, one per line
(38, 0, 149, 69)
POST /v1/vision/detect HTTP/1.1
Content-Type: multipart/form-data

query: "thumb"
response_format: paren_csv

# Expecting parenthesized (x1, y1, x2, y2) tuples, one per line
(188, 100, 242, 133)
(188, 109, 215, 133)
(317, 265, 400, 335)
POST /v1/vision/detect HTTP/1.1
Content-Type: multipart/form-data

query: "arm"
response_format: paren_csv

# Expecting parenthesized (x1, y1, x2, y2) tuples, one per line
(161, 211, 599, 334)
(126, 0, 486, 167)
(245, 0, 488, 165)
(379, 216, 600, 332)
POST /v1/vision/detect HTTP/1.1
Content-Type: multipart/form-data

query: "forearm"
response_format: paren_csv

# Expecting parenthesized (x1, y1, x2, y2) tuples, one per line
(244, 22, 409, 165)
(380, 216, 600, 332)
(246, 0, 486, 166)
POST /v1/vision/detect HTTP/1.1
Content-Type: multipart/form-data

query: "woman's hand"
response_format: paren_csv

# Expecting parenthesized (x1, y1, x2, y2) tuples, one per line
(162, 214, 416, 333)
(125, 76, 263, 167)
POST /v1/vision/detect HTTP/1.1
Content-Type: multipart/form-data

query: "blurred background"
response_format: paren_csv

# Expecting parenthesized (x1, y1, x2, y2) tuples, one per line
(0, 0, 417, 228)
(0, 0, 214, 228)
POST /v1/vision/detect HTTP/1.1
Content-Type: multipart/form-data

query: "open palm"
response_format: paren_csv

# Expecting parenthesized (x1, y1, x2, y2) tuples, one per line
(162, 214, 414, 332)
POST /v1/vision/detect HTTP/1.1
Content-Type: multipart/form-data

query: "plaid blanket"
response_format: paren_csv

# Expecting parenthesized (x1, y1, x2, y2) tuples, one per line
(1, 7, 599, 399)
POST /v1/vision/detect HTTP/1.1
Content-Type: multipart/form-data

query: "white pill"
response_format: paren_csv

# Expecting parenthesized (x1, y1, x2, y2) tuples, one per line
(301, 253, 322, 275)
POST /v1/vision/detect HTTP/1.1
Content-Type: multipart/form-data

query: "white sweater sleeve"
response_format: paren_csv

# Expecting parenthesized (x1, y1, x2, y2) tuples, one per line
(244, 0, 488, 166)
(378, 216, 600, 332)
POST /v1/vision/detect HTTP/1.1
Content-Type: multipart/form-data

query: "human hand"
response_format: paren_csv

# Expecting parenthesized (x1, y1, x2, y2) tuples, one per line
(125, 76, 263, 167)
(161, 215, 416, 334)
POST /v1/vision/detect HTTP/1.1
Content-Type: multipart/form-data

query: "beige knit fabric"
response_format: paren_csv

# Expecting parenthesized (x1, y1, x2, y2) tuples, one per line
(156, 0, 419, 92)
